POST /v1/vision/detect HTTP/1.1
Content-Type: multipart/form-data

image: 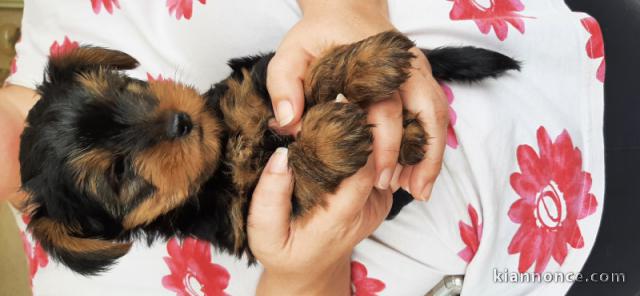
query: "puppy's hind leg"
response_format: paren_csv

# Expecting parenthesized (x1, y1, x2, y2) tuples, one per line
(304, 31, 416, 107)
(288, 100, 372, 216)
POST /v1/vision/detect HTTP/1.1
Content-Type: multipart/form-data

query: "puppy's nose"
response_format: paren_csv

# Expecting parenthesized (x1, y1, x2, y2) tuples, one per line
(168, 112, 193, 138)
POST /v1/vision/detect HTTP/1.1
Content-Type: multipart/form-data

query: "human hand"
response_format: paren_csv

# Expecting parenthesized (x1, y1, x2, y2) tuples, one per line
(267, 0, 449, 201)
(247, 148, 392, 296)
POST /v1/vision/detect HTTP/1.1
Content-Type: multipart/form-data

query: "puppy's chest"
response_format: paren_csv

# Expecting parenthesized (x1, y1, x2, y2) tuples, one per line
(216, 74, 286, 195)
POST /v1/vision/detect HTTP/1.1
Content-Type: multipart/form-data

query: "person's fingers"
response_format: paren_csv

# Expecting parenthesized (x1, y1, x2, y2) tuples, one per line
(389, 163, 403, 192)
(326, 157, 377, 220)
(399, 48, 449, 201)
(266, 47, 312, 134)
(368, 93, 403, 190)
(247, 148, 294, 249)
(397, 165, 413, 194)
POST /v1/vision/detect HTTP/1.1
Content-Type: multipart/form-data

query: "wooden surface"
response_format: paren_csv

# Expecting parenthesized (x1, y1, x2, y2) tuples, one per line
(0, 4, 22, 84)
(0, 2, 29, 295)
(0, 0, 23, 9)
(0, 202, 31, 296)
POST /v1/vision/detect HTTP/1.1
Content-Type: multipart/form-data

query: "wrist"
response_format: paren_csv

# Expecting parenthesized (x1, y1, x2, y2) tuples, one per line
(298, 0, 389, 20)
(257, 256, 352, 296)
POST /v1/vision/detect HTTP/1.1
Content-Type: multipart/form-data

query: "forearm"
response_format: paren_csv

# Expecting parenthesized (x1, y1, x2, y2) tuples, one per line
(257, 256, 352, 296)
(298, 0, 389, 20)
(0, 84, 39, 203)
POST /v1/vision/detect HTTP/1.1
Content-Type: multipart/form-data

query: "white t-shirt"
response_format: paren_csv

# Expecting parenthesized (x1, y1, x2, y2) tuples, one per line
(8, 0, 606, 295)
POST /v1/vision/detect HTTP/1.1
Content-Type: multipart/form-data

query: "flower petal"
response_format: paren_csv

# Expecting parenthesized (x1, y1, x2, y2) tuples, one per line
(508, 224, 532, 254)
(459, 222, 479, 252)
(359, 278, 386, 293)
(351, 261, 368, 281)
(533, 234, 553, 273)
(508, 198, 533, 224)
(517, 231, 541, 272)
(597, 59, 606, 83)
(551, 236, 568, 265)
(568, 222, 585, 249)
(458, 247, 475, 263)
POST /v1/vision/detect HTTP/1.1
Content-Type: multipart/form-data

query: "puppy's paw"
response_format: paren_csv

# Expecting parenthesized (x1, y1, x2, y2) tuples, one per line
(305, 31, 416, 106)
(399, 110, 427, 166)
(289, 101, 372, 215)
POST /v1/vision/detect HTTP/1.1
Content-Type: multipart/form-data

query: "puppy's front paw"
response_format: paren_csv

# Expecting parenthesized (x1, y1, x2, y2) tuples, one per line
(288, 101, 372, 216)
(305, 31, 416, 106)
(399, 110, 427, 166)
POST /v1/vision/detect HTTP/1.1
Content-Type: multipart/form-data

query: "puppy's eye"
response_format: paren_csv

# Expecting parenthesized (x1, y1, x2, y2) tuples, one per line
(109, 156, 127, 191)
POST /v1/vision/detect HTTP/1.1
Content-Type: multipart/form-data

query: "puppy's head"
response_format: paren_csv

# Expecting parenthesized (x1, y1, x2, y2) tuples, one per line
(19, 46, 222, 275)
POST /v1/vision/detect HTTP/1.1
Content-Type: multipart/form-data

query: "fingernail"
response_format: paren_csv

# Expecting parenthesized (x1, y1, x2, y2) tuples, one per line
(276, 100, 294, 127)
(268, 148, 289, 174)
(389, 164, 403, 190)
(418, 184, 433, 201)
(376, 168, 393, 190)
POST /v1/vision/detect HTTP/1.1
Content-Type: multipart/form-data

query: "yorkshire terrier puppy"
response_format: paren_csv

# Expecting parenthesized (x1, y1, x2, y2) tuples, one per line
(18, 31, 519, 275)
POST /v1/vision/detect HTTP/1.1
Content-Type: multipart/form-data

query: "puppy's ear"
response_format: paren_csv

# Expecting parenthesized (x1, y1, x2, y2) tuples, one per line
(46, 46, 139, 83)
(27, 216, 132, 276)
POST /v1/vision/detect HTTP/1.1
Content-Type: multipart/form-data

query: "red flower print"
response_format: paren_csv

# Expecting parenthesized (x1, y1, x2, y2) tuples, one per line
(458, 204, 482, 263)
(167, 0, 206, 20)
(10, 56, 17, 74)
(449, 0, 529, 41)
(50, 37, 79, 58)
(147, 72, 174, 82)
(351, 261, 385, 296)
(91, 0, 120, 14)
(162, 238, 230, 296)
(581, 17, 606, 83)
(440, 83, 459, 149)
(20, 215, 49, 286)
(507, 127, 598, 273)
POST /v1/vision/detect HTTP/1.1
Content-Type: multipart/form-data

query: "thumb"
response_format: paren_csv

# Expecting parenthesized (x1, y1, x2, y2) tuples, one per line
(266, 47, 310, 133)
(247, 148, 294, 250)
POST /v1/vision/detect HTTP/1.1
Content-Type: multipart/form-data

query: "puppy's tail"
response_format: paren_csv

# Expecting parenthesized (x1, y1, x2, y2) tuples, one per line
(422, 47, 521, 82)
(45, 46, 139, 83)
(28, 217, 132, 276)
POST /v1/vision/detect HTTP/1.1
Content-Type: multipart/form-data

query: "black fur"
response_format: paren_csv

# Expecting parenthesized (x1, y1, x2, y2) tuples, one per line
(19, 41, 519, 275)
(423, 47, 521, 82)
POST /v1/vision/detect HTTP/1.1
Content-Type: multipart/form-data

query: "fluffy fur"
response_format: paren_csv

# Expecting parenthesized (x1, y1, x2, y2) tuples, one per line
(18, 31, 520, 275)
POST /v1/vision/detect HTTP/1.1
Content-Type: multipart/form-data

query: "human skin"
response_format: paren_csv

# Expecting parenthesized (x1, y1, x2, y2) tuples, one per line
(0, 1, 448, 294)
(267, 0, 449, 200)
(249, 148, 393, 296)
(0, 84, 39, 206)
(252, 1, 449, 294)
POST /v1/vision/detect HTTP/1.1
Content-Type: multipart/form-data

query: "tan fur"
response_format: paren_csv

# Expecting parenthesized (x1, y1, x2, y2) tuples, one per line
(399, 110, 427, 165)
(29, 217, 132, 254)
(304, 31, 415, 107)
(122, 81, 222, 228)
(50, 46, 139, 73)
(76, 70, 109, 97)
(69, 148, 112, 196)
(219, 71, 273, 193)
(289, 102, 373, 214)
(29, 31, 430, 265)
(286, 32, 421, 215)
(229, 197, 246, 254)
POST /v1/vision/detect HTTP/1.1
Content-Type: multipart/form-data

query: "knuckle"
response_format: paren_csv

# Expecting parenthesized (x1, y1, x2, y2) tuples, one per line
(376, 101, 403, 120)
